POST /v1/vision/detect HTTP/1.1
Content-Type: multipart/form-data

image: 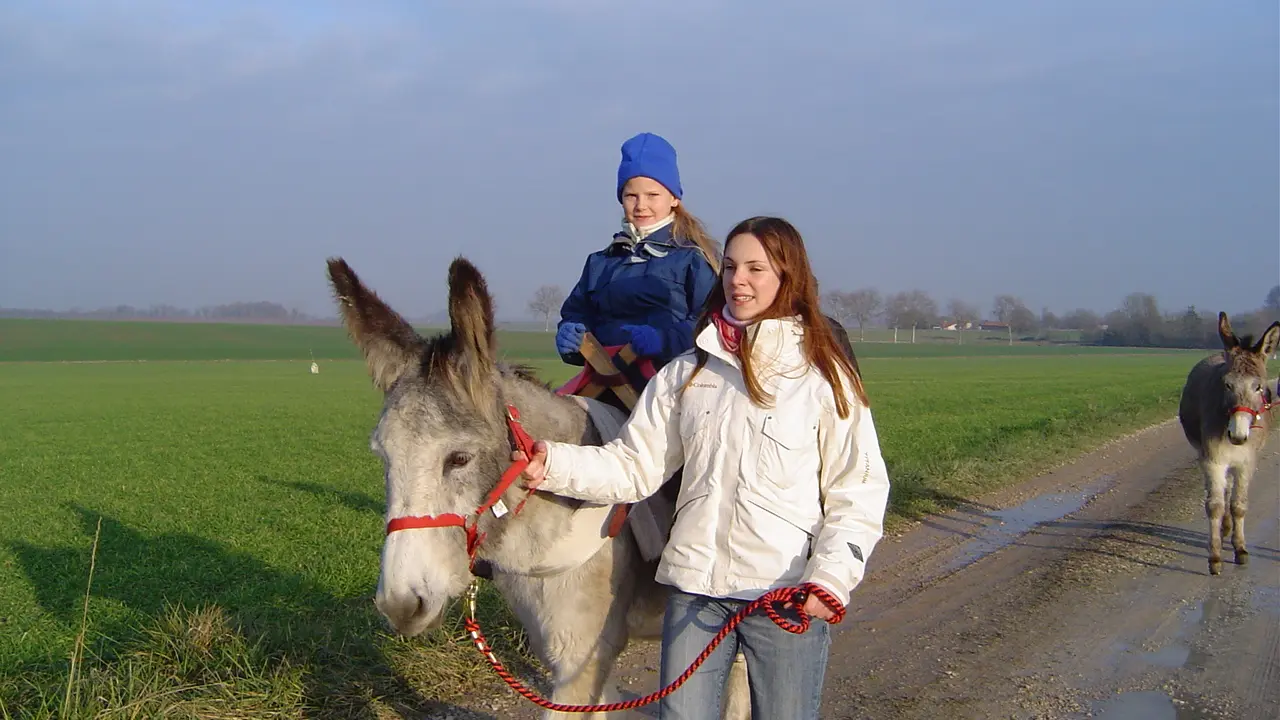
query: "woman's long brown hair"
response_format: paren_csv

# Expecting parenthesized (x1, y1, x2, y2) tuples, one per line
(683, 216, 869, 418)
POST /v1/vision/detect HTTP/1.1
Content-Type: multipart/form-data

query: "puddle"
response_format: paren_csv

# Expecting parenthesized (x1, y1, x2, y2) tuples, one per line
(1139, 644, 1191, 668)
(1249, 583, 1280, 615)
(1091, 690, 1217, 720)
(1112, 599, 1209, 672)
(1092, 691, 1177, 719)
(941, 478, 1111, 573)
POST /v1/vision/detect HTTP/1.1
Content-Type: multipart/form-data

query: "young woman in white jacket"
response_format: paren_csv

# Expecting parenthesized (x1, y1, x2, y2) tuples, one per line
(518, 216, 892, 719)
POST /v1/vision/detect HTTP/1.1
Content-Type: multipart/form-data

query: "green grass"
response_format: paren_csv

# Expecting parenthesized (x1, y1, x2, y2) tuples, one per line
(0, 318, 566, 365)
(0, 320, 1214, 718)
(1, 317, 1189, 364)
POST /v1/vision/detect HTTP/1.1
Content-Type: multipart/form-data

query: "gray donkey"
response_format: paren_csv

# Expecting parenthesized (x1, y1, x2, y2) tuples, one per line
(1178, 312, 1279, 575)
(327, 256, 752, 719)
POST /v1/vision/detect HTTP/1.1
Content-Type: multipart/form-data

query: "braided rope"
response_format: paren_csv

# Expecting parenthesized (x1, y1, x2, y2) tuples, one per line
(462, 581, 844, 713)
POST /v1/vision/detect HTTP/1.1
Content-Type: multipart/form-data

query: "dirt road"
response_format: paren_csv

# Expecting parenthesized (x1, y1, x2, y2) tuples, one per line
(429, 419, 1280, 719)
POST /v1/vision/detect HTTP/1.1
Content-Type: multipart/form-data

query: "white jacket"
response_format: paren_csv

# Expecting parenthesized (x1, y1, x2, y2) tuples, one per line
(539, 317, 891, 607)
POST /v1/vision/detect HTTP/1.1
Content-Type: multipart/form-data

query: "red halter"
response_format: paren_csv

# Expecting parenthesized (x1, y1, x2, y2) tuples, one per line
(384, 405, 538, 565)
(1231, 400, 1275, 430)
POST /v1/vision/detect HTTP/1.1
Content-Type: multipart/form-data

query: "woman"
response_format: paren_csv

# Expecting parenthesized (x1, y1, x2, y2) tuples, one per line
(555, 132, 720, 370)
(521, 216, 892, 719)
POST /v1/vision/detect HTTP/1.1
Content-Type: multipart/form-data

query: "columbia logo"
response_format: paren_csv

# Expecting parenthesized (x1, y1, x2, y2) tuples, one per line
(689, 382, 718, 388)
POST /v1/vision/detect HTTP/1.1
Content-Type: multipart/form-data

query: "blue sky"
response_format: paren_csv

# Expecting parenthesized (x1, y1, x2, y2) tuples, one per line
(2, 0, 1276, 320)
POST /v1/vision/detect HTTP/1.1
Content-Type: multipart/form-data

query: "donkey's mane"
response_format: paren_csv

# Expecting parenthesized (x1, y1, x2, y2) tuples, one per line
(502, 362, 555, 390)
(414, 330, 555, 394)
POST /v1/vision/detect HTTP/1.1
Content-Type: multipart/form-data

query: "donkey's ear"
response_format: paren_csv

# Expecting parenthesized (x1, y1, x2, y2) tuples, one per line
(327, 257, 425, 393)
(1217, 312, 1238, 350)
(1255, 321, 1280, 358)
(446, 256, 497, 380)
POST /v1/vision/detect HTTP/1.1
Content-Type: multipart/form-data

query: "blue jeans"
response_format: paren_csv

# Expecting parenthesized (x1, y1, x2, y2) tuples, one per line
(658, 588, 831, 719)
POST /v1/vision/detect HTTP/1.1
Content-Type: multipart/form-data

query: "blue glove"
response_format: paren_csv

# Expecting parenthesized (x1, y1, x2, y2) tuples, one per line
(621, 324, 663, 356)
(556, 322, 586, 356)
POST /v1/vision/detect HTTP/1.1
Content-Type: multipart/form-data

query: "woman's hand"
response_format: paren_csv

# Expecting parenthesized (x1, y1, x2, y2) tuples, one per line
(512, 441, 549, 489)
(802, 592, 838, 622)
(787, 584, 840, 622)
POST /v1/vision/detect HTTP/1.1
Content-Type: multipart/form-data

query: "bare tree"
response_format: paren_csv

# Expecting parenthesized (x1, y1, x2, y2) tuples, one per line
(822, 291, 857, 328)
(992, 294, 1038, 342)
(847, 289, 882, 341)
(528, 285, 566, 331)
(1266, 284, 1280, 313)
(992, 294, 1022, 324)
(1061, 308, 1101, 330)
(884, 290, 938, 339)
(946, 299, 979, 344)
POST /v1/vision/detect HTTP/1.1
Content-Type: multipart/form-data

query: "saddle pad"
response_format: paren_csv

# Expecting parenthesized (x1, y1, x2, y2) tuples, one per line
(521, 395, 671, 575)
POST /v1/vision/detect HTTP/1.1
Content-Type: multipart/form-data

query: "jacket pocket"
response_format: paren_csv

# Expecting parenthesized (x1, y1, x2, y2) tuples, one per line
(755, 412, 819, 490)
(742, 493, 821, 538)
(739, 493, 821, 578)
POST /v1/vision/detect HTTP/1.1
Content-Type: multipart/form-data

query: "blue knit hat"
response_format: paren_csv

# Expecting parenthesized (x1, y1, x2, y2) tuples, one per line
(616, 132, 683, 202)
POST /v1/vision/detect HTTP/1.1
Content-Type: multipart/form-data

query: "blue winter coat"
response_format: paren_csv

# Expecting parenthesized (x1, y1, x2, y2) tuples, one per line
(558, 224, 718, 367)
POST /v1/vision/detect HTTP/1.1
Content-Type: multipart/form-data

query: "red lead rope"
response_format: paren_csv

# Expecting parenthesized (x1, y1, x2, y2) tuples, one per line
(461, 580, 845, 713)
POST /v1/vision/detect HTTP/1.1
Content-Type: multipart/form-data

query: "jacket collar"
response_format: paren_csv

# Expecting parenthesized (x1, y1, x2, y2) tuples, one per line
(607, 221, 679, 260)
(695, 315, 807, 374)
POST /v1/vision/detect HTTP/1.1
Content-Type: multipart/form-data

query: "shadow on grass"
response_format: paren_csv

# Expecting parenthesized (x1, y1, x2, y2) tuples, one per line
(262, 476, 385, 517)
(7, 505, 495, 719)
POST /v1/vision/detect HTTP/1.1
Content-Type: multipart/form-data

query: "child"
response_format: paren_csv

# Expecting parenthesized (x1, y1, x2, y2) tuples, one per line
(556, 132, 719, 370)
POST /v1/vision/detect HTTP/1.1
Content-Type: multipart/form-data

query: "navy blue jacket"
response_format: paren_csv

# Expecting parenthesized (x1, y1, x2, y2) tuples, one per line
(558, 225, 718, 367)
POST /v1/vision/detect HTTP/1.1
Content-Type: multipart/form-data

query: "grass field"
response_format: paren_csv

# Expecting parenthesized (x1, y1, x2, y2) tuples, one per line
(0, 319, 1210, 718)
(0, 317, 1179, 364)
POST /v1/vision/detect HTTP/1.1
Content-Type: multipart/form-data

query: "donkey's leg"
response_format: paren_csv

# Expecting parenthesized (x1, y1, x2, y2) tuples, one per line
(547, 537, 654, 720)
(1202, 459, 1229, 575)
(542, 631, 625, 720)
(721, 652, 751, 720)
(1229, 463, 1251, 566)
(495, 561, 632, 719)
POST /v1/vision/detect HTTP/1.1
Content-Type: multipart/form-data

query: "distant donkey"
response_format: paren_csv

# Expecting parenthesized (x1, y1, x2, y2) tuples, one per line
(1178, 312, 1279, 575)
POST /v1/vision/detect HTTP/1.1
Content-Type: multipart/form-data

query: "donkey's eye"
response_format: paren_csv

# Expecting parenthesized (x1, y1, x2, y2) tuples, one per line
(446, 451, 472, 468)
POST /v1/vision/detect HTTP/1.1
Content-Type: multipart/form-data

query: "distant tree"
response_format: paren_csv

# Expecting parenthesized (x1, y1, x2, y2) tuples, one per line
(946, 299, 979, 343)
(992, 294, 1037, 337)
(822, 291, 857, 328)
(1009, 305, 1038, 335)
(1061, 308, 1101, 331)
(528, 285, 567, 331)
(1121, 292, 1162, 345)
(846, 289, 883, 341)
(884, 290, 938, 332)
(992, 295, 1019, 324)
(1266, 284, 1280, 313)
(1040, 307, 1060, 330)
(1177, 305, 1206, 347)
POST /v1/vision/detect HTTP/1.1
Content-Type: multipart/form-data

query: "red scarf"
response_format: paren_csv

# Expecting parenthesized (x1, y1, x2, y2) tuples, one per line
(711, 307, 744, 353)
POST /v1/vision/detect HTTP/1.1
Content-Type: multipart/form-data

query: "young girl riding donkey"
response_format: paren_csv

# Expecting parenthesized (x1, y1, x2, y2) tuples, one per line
(520, 216, 893, 719)
(554, 131, 721, 409)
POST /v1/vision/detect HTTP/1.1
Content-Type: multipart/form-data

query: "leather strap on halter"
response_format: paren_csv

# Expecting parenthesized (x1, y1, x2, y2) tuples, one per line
(384, 405, 538, 566)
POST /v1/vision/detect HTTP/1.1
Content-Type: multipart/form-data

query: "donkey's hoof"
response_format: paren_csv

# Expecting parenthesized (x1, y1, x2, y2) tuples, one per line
(1235, 549, 1249, 566)
(1209, 558, 1223, 575)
